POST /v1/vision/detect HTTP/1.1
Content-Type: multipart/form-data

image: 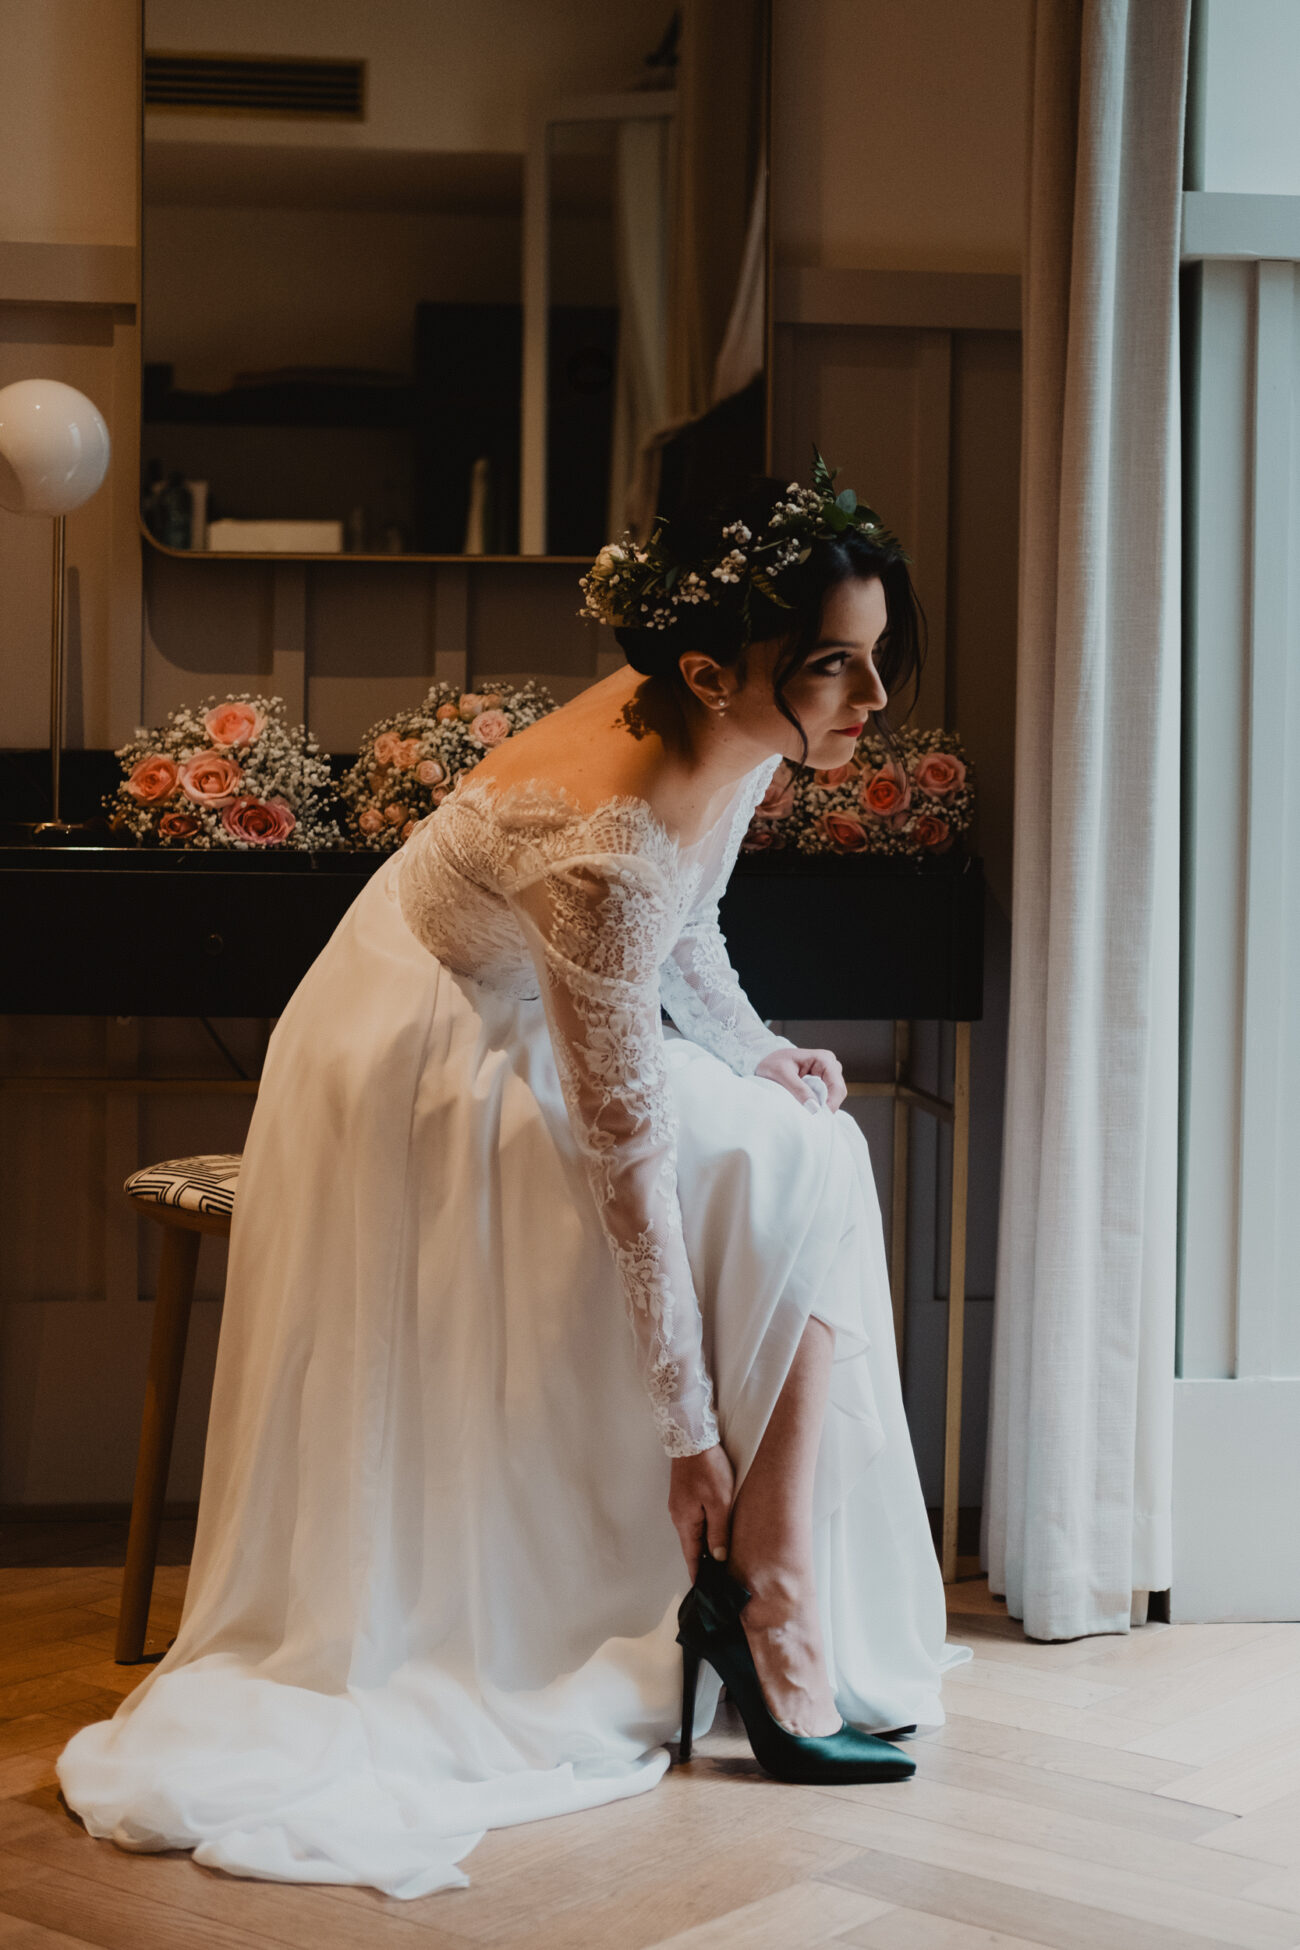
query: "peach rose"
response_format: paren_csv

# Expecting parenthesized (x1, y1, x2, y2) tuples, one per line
(741, 821, 776, 851)
(358, 807, 384, 835)
(203, 700, 265, 749)
(479, 694, 504, 711)
(220, 795, 296, 845)
(125, 754, 178, 803)
(758, 766, 796, 820)
(158, 808, 201, 840)
(368, 769, 386, 791)
(372, 731, 402, 765)
(393, 738, 422, 770)
(401, 819, 416, 839)
(415, 758, 445, 786)
(819, 809, 870, 851)
(457, 693, 485, 719)
(469, 708, 511, 748)
(384, 802, 405, 825)
(811, 760, 856, 789)
(913, 813, 953, 851)
(435, 703, 460, 722)
(432, 785, 449, 804)
(861, 761, 911, 820)
(913, 751, 967, 798)
(178, 750, 243, 806)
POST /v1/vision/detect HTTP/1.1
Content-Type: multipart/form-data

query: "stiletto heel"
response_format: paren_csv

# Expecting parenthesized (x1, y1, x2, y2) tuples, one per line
(675, 1553, 916, 1785)
(679, 1641, 701, 1760)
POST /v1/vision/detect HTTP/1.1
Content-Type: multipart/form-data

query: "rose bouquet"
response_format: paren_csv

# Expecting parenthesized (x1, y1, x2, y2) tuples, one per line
(105, 695, 342, 850)
(743, 726, 974, 858)
(339, 680, 557, 849)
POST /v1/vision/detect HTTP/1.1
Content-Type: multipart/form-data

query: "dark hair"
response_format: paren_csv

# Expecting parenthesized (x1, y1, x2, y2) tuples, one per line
(612, 474, 926, 761)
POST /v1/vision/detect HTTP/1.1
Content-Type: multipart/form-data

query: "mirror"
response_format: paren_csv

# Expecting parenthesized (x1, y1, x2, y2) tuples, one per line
(140, 1, 769, 561)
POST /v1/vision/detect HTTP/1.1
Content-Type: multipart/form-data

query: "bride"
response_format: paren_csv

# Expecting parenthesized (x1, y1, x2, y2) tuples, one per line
(58, 467, 970, 1899)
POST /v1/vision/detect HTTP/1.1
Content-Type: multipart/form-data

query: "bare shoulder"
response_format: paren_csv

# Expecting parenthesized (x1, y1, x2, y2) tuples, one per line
(468, 668, 686, 820)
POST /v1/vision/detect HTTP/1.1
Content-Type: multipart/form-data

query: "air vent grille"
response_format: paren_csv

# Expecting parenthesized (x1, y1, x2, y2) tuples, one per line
(145, 53, 365, 120)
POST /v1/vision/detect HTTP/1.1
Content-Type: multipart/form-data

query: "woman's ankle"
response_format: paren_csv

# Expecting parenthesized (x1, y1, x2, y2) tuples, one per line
(726, 1540, 815, 1611)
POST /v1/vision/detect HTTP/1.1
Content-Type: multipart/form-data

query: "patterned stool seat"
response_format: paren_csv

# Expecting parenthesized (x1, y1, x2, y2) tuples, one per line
(124, 1153, 241, 1226)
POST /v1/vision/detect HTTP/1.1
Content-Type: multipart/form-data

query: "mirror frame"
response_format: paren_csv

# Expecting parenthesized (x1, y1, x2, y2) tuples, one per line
(136, 0, 774, 566)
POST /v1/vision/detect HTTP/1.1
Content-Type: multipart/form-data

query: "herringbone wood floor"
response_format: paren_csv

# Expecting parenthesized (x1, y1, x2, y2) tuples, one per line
(0, 1548, 1298, 1950)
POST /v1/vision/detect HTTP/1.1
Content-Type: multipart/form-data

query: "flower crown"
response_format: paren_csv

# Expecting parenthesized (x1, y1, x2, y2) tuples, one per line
(578, 450, 903, 635)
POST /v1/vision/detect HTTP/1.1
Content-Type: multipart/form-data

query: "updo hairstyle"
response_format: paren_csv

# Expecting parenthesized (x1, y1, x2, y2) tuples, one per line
(613, 475, 926, 760)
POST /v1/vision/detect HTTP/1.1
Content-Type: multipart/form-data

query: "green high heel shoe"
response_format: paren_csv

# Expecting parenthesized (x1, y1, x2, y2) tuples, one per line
(675, 1552, 917, 1784)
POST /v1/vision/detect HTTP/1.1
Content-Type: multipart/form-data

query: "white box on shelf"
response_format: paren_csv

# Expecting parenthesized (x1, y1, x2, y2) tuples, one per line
(206, 519, 343, 553)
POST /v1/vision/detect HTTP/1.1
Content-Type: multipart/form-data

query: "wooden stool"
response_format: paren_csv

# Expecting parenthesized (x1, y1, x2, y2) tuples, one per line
(116, 1153, 241, 1663)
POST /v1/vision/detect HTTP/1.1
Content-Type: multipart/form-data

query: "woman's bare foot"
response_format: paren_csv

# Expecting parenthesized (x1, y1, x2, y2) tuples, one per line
(728, 1562, 842, 1737)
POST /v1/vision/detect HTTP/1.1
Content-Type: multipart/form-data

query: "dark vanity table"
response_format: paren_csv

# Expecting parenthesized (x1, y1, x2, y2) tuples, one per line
(1, 753, 983, 1578)
(1, 828, 982, 1020)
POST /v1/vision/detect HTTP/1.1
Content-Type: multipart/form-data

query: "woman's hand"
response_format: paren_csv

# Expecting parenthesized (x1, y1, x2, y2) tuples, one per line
(669, 1443, 736, 1575)
(754, 1045, 846, 1113)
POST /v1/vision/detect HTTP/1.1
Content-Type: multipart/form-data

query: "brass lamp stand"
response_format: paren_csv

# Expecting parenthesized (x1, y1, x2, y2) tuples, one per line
(33, 512, 79, 837)
(846, 1017, 974, 1584)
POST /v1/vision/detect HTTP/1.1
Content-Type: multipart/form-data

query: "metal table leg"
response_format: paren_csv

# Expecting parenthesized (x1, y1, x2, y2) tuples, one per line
(889, 1019, 912, 1366)
(848, 1017, 973, 1583)
(941, 1021, 972, 1583)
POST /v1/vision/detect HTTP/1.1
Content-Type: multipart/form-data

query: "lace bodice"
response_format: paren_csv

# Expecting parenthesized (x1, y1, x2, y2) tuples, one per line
(395, 755, 792, 1456)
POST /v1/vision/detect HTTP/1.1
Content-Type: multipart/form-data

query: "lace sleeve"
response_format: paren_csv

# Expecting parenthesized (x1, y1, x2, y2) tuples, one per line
(659, 760, 794, 1077)
(659, 899, 795, 1077)
(509, 851, 720, 1459)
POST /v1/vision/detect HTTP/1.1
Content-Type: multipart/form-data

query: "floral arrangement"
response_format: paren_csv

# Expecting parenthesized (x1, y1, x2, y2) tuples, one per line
(579, 450, 904, 639)
(339, 680, 557, 849)
(743, 727, 974, 858)
(105, 694, 341, 849)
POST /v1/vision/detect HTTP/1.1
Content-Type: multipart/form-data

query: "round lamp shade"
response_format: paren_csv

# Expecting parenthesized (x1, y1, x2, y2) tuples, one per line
(0, 378, 110, 516)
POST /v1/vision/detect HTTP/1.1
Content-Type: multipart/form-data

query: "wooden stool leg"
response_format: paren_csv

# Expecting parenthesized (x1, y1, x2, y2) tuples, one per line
(116, 1225, 200, 1662)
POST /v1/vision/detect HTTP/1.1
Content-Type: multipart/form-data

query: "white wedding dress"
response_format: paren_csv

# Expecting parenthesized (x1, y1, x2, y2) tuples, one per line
(58, 753, 970, 1899)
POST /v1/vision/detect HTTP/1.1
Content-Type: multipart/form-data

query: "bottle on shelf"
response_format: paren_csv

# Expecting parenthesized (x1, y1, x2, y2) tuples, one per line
(140, 459, 167, 540)
(185, 479, 209, 549)
(161, 473, 193, 549)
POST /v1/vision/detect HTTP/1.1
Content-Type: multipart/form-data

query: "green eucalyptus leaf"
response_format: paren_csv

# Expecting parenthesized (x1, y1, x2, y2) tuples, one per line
(836, 488, 857, 514)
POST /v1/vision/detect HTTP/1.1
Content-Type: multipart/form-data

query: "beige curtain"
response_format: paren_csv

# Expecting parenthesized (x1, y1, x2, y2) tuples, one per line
(982, 0, 1191, 1639)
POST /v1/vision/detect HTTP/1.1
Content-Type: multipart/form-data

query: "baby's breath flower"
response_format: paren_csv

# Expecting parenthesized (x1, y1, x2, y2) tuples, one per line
(341, 681, 559, 851)
(577, 457, 900, 641)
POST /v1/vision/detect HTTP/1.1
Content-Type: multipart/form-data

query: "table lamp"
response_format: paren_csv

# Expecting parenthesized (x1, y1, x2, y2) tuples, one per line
(0, 378, 111, 837)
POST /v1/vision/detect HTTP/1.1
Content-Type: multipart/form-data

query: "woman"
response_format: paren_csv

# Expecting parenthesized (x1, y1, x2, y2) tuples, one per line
(58, 468, 970, 1899)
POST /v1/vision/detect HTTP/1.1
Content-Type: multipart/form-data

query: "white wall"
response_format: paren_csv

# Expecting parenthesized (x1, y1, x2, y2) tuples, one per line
(773, 0, 1031, 274)
(1189, 0, 1300, 193)
(0, 0, 137, 245)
